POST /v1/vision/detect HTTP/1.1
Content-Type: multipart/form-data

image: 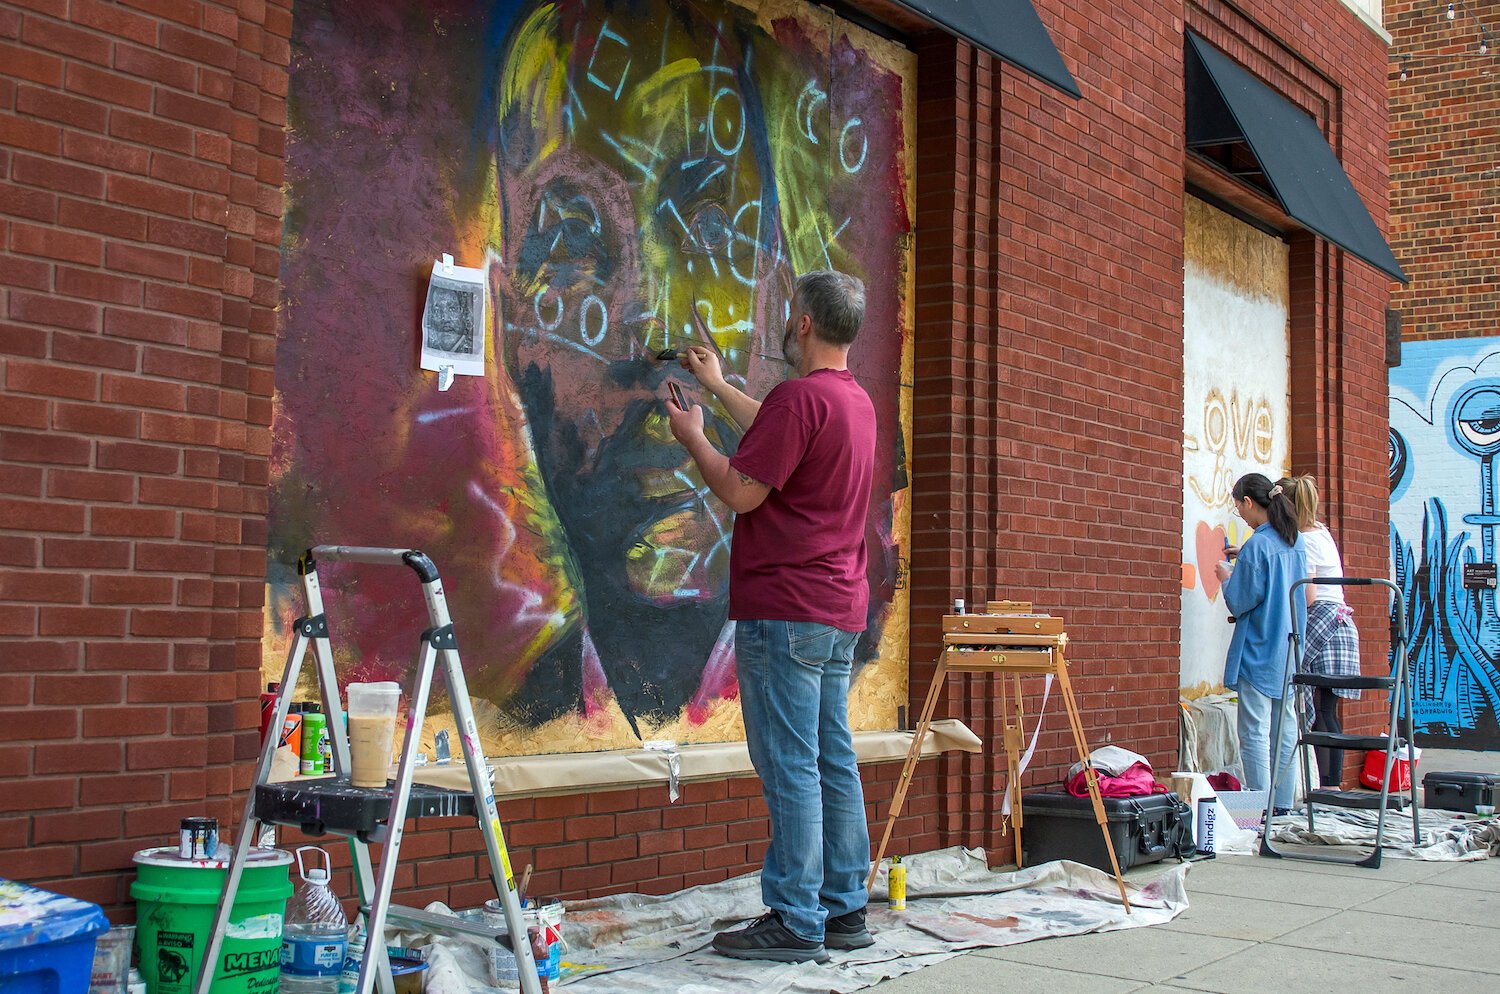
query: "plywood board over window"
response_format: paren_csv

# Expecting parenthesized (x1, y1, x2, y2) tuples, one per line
(265, 0, 915, 756)
(1180, 196, 1290, 696)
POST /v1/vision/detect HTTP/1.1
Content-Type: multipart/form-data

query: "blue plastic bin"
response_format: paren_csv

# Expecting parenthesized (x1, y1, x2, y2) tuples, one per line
(0, 878, 110, 994)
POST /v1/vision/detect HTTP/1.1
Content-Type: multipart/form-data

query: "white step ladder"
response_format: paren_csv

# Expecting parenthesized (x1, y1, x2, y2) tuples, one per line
(194, 545, 542, 994)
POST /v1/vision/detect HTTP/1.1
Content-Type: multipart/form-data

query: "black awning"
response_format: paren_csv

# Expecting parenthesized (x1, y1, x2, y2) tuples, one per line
(1185, 31, 1406, 283)
(893, 0, 1081, 99)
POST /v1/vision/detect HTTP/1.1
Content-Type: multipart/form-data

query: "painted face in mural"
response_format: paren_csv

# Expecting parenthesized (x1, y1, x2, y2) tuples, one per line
(489, 1, 801, 728)
(272, 0, 911, 746)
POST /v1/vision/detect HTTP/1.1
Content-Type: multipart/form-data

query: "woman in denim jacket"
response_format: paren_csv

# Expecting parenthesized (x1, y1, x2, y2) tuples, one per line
(1215, 473, 1307, 815)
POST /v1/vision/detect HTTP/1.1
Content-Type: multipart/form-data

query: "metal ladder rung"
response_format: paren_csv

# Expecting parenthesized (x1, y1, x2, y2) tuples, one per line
(376, 903, 511, 942)
(1304, 788, 1409, 810)
(1299, 732, 1406, 752)
(1292, 674, 1395, 691)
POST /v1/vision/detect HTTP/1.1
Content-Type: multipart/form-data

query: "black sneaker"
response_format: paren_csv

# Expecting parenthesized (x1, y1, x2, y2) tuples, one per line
(823, 908, 874, 950)
(712, 911, 830, 964)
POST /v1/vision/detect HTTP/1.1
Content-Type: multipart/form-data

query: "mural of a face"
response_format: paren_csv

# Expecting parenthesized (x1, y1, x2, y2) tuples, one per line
(489, 2, 800, 729)
(269, 0, 914, 751)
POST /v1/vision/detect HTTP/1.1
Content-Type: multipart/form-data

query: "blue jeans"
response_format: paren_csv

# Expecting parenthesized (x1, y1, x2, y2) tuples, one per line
(735, 619, 867, 942)
(1237, 680, 1297, 811)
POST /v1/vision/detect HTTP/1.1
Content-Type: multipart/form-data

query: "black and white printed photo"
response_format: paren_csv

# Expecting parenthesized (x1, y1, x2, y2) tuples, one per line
(424, 281, 477, 354)
(420, 257, 487, 378)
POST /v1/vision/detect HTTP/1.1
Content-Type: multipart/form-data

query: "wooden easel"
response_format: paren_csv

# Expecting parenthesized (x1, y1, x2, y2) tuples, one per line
(868, 600, 1131, 911)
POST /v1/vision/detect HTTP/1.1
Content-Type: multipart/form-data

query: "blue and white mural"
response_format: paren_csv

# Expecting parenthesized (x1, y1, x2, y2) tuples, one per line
(1391, 337, 1500, 750)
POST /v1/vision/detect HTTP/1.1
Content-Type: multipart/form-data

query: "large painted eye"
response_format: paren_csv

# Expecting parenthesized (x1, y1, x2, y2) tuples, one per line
(1460, 416, 1500, 448)
(1452, 385, 1500, 456)
(687, 204, 732, 253)
(517, 187, 607, 291)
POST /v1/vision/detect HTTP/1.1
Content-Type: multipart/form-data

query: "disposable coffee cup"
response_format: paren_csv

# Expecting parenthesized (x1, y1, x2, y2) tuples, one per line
(347, 681, 400, 788)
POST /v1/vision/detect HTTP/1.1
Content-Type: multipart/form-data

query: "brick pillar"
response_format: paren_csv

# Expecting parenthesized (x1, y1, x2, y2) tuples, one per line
(0, 0, 289, 914)
(908, 33, 1010, 859)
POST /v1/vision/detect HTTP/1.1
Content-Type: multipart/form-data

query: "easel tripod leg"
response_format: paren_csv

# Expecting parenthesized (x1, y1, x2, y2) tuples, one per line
(1055, 656, 1130, 912)
(1001, 675, 1025, 867)
(868, 661, 947, 890)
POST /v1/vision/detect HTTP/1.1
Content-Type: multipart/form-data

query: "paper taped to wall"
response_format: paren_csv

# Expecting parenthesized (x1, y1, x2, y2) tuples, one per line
(420, 254, 486, 378)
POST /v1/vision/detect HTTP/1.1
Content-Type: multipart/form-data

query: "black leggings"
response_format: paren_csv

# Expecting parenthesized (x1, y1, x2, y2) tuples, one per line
(1310, 688, 1343, 785)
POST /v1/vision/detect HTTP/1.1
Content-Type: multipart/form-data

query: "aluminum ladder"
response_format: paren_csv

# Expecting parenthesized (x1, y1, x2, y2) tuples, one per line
(1260, 576, 1420, 869)
(194, 546, 542, 994)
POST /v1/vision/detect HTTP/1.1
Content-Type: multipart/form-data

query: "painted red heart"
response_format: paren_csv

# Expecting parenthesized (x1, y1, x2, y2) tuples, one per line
(1196, 520, 1228, 602)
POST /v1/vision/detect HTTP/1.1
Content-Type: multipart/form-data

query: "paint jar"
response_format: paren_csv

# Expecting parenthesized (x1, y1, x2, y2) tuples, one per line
(179, 817, 218, 860)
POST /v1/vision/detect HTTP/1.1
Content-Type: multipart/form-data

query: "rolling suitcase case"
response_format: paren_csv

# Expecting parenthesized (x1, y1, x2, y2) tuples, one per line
(1020, 792, 1193, 872)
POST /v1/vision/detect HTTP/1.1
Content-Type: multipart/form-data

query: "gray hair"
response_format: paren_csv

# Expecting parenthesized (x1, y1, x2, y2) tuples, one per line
(794, 270, 865, 346)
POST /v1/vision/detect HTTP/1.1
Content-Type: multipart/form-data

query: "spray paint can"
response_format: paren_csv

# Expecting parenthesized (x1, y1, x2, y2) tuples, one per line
(1195, 797, 1217, 857)
(179, 817, 218, 860)
(280, 705, 304, 764)
(300, 710, 328, 776)
(259, 682, 280, 746)
(888, 855, 907, 911)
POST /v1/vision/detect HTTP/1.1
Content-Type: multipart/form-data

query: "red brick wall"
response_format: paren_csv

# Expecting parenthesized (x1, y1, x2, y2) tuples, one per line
(0, 0, 288, 909)
(0, 0, 1395, 916)
(1388, 0, 1498, 341)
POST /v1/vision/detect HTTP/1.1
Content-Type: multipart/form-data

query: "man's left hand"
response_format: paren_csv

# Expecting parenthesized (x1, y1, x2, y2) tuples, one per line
(667, 395, 705, 445)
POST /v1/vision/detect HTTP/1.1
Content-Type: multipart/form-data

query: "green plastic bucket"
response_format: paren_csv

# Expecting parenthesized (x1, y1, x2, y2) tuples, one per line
(131, 846, 292, 994)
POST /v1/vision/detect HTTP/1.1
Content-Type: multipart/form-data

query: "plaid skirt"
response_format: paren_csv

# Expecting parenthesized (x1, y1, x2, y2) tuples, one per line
(1302, 599, 1361, 700)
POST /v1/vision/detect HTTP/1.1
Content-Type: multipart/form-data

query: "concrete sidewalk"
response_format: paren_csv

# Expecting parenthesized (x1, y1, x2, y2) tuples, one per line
(871, 749, 1500, 993)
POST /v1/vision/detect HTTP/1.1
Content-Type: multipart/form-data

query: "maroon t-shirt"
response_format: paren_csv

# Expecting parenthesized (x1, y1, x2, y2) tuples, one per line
(727, 368, 876, 632)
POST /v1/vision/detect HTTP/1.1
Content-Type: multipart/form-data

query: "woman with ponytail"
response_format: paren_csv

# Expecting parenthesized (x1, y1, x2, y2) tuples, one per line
(1214, 473, 1307, 815)
(1277, 475, 1360, 787)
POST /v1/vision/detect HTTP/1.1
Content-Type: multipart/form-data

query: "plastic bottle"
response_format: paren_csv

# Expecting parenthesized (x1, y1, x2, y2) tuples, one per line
(281, 846, 348, 993)
(336, 923, 365, 994)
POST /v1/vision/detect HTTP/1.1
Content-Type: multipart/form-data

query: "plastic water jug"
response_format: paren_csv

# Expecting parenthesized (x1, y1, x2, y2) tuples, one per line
(280, 846, 348, 993)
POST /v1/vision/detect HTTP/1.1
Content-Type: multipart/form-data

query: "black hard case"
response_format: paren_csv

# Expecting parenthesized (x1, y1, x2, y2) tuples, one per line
(1421, 770, 1500, 812)
(1020, 791, 1194, 872)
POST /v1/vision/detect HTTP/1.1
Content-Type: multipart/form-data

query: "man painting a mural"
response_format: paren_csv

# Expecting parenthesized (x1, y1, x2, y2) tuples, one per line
(666, 272, 876, 962)
(267, 0, 915, 755)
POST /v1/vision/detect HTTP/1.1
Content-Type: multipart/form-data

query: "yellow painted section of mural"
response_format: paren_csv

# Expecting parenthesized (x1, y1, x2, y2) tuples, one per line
(266, 0, 915, 757)
(1180, 196, 1290, 696)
